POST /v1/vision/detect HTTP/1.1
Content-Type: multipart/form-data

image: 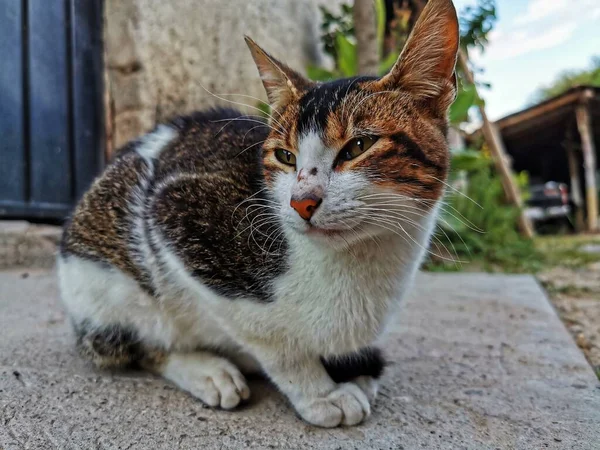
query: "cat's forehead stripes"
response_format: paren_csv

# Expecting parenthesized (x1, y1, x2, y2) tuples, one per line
(297, 76, 377, 135)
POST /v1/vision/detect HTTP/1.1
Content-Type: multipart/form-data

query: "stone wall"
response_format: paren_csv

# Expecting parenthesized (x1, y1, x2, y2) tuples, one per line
(104, 0, 337, 151)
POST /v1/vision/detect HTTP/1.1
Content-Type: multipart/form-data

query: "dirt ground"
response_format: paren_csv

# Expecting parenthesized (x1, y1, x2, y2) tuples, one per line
(538, 258, 600, 378)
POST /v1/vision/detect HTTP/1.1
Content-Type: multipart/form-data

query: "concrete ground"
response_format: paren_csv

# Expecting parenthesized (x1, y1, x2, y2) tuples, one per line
(1, 270, 599, 450)
(0, 221, 61, 270)
(539, 262, 600, 374)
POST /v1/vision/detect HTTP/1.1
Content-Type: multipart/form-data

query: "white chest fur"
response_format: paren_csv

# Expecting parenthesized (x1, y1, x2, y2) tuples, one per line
(149, 202, 438, 358)
(210, 223, 433, 357)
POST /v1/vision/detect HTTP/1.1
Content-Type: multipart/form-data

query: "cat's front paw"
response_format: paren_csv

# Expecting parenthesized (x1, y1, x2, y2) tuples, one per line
(296, 382, 371, 427)
(162, 352, 251, 409)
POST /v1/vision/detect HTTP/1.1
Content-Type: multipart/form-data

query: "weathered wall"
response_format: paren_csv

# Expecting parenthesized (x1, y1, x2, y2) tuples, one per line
(104, 0, 336, 150)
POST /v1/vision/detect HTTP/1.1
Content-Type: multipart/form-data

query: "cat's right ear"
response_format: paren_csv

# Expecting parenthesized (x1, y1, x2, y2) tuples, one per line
(245, 36, 313, 113)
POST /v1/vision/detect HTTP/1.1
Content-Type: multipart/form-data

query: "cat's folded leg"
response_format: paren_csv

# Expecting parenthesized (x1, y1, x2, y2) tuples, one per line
(145, 351, 251, 409)
(252, 348, 371, 427)
(321, 346, 386, 403)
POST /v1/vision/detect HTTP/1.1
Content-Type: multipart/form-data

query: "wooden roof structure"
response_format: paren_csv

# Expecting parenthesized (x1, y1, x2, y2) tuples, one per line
(494, 86, 600, 231)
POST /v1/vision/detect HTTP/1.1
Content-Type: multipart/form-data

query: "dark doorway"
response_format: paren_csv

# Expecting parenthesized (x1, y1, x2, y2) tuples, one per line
(0, 0, 104, 221)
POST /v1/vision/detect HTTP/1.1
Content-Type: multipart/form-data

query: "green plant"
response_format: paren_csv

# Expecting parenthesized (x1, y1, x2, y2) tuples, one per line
(459, 0, 496, 52)
(307, 0, 392, 81)
(428, 150, 542, 273)
(318, 4, 355, 65)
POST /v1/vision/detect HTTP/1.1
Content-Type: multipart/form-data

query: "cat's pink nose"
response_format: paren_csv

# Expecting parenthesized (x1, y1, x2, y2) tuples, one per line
(290, 195, 322, 220)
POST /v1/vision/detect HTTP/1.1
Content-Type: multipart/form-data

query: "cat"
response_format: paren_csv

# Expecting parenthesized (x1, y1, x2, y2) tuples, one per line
(58, 0, 458, 428)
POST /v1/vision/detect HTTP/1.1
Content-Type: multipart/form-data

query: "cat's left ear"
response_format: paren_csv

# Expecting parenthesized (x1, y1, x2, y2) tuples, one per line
(245, 36, 313, 113)
(375, 0, 459, 112)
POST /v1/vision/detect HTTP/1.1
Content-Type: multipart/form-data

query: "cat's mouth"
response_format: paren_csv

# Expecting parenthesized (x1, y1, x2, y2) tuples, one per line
(305, 226, 346, 237)
(302, 221, 363, 239)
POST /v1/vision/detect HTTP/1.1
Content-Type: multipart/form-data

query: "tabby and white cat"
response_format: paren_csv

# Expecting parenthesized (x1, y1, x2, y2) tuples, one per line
(58, 0, 458, 427)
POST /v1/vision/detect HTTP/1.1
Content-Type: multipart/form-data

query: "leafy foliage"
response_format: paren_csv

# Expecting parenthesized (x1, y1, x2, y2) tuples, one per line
(307, 1, 390, 80)
(449, 82, 478, 125)
(531, 56, 600, 102)
(317, 4, 354, 65)
(459, 0, 497, 52)
(428, 151, 541, 273)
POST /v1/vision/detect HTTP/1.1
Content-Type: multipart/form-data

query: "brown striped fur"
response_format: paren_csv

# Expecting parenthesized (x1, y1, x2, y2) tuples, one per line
(58, 0, 458, 426)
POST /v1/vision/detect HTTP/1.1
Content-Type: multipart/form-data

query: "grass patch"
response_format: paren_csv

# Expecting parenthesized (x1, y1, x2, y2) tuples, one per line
(535, 235, 600, 269)
(538, 282, 595, 298)
(426, 234, 600, 274)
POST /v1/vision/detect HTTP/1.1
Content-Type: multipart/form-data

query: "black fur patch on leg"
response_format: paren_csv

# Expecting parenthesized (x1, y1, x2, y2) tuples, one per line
(321, 347, 386, 383)
(74, 320, 147, 370)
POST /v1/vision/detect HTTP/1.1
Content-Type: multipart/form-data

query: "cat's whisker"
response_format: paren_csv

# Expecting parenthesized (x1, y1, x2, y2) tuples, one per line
(360, 218, 415, 254)
(236, 139, 267, 157)
(339, 234, 359, 261)
(264, 226, 286, 257)
(242, 202, 279, 217)
(340, 217, 380, 254)
(434, 216, 470, 262)
(211, 116, 282, 138)
(358, 207, 455, 259)
(237, 204, 273, 228)
(426, 175, 483, 209)
(247, 215, 280, 251)
(355, 194, 484, 233)
(242, 203, 279, 220)
(364, 217, 463, 264)
(357, 199, 474, 263)
(234, 211, 279, 240)
(215, 93, 288, 132)
(360, 215, 464, 263)
(242, 125, 269, 144)
(240, 195, 280, 206)
(436, 199, 484, 233)
(238, 217, 277, 244)
(231, 189, 275, 220)
(356, 192, 423, 202)
(199, 84, 287, 132)
(213, 117, 269, 137)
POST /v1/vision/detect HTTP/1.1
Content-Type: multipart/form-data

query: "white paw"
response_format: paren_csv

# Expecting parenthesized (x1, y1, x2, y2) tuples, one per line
(296, 382, 371, 427)
(162, 353, 250, 409)
(354, 376, 379, 402)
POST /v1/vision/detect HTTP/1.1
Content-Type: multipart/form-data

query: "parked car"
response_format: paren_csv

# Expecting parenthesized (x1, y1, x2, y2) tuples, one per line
(525, 181, 571, 229)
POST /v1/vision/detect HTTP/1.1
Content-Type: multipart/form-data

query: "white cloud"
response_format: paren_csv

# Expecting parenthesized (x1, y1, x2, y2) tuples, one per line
(473, 0, 600, 63)
(515, 0, 569, 25)
(483, 22, 577, 62)
(515, 0, 600, 25)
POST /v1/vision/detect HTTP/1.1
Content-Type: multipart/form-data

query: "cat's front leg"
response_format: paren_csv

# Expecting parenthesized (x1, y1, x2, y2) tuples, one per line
(253, 348, 371, 427)
(321, 346, 386, 403)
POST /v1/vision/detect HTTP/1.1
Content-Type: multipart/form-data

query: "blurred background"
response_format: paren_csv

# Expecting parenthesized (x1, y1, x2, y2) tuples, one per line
(0, 0, 599, 374)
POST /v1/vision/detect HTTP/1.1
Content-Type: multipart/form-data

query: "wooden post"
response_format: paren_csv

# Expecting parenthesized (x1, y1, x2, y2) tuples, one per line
(564, 132, 585, 232)
(353, 0, 379, 76)
(457, 50, 535, 238)
(575, 99, 599, 231)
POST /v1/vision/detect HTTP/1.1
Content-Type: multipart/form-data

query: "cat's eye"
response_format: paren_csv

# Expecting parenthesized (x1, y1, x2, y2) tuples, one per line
(339, 136, 377, 161)
(274, 149, 297, 167)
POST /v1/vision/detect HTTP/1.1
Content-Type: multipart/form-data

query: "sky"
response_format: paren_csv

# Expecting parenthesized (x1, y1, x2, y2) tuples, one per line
(453, 0, 600, 120)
